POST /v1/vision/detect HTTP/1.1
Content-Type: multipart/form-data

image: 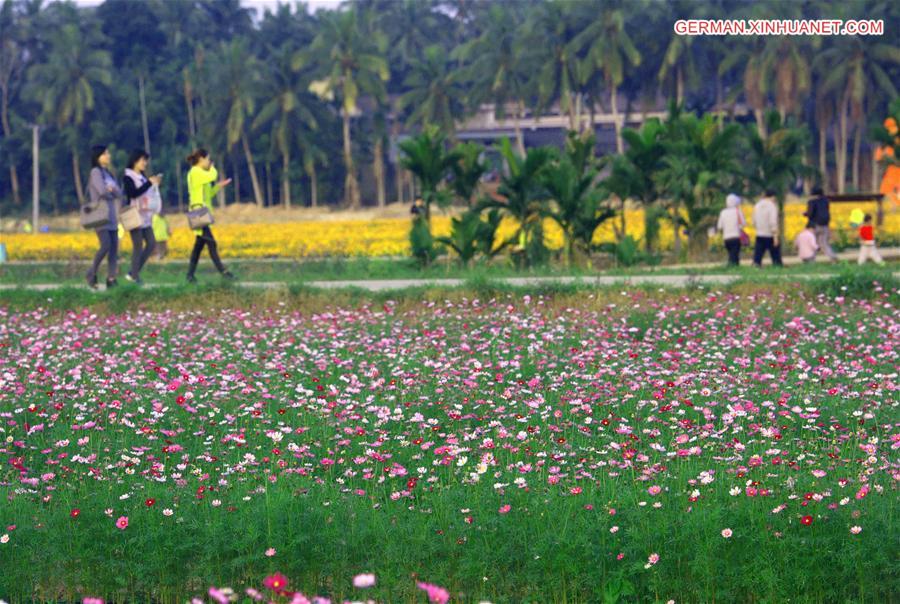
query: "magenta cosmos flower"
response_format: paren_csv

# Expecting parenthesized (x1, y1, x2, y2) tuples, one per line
(115, 516, 128, 530)
(417, 581, 450, 604)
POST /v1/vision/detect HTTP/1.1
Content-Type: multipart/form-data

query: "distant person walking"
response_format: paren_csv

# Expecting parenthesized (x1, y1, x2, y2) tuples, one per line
(86, 145, 123, 289)
(752, 189, 782, 267)
(185, 148, 234, 283)
(717, 193, 746, 266)
(794, 225, 819, 263)
(858, 214, 885, 265)
(123, 150, 161, 284)
(804, 186, 838, 262)
(152, 211, 171, 260)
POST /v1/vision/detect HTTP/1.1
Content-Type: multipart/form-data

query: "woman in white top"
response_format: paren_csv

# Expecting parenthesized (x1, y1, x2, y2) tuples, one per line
(123, 149, 162, 284)
(717, 193, 746, 266)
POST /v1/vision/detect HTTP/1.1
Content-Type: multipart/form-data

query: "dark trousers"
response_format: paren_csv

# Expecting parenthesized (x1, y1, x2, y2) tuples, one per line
(155, 240, 168, 259)
(724, 238, 741, 266)
(753, 236, 782, 266)
(87, 229, 118, 282)
(129, 226, 156, 278)
(188, 226, 226, 276)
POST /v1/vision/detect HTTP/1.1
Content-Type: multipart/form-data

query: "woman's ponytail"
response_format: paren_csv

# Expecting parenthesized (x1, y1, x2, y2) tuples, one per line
(186, 148, 208, 166)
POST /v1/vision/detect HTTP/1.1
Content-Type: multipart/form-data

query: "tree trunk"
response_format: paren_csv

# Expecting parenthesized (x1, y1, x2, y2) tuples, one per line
(754, 109, 768, 140)
(138, 74, 151, 156)
(281, 150, 291, 209)
(232, 153, 240, 205)
(1, 87, 21, 205)
(836, 93, 848, 194)
(818, 124, 828, 191)
(175, 156, 183, 212)
(307, 162, 318, 208)
(611, 85, 623, 154)
(871, 149, 880, 194)
(851, 118, 862, 191)
(72, 148, 84, 205)
(396, 164, 404, 204)
(676, 67, 684, 106)
(374, 135, 385, 208)
(241, 130, 264, 207)
(672, 203, 681, 257)
(183, 69, 196, 141)
(514, 100, 526, 156)
(265, 159, 273, 207)
(342, 110, 360, 209)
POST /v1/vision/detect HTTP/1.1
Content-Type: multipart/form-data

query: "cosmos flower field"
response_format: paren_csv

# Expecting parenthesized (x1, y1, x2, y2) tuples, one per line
(0, 287, 897, 603)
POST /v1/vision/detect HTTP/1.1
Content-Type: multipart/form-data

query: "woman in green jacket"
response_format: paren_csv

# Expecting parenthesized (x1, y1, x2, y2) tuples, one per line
(185, 148, 235, 283)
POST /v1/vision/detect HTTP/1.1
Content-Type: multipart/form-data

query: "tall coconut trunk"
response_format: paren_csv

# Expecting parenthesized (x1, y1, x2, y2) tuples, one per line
(514, 100, 526, 156)
(232, 153, 240, 205)
(241, 130, 264, 207)
(374, 135, 385, 208)
(1, 88, 21, 205)
(342, 110, 360, 209)
(138, 74, 151, 156)
(183, 69, 196, 141)
(851, 118, 862, 191)
(611, 84, 623, 154)
(71, 148, 84, 205)
(754, 109, 768, 140)
(175, 155, 183, 212)
(818, 124, 829, 191)
(265, 160, 273, 207)
(307, 161, 318, 208)
(281, 150, 291, 209)
(676, 67, 684, 106)
(836, 94, 849, 194)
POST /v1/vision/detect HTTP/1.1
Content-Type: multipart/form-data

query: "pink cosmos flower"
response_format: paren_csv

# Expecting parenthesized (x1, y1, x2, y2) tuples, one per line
(644, 553, 660, 568)
(850, 526, 862, 534)
(115, 516, 128, 530)
(647, 485, 662, 496)
(498, 504, 511, 514)
(353, 573, 376, 588)
(263, 572, 289, 592)
(82, 598, 104, 604)
(721, 528, 733, 538)
(265, 547, 276, 557)
(417, 581, 450, 604)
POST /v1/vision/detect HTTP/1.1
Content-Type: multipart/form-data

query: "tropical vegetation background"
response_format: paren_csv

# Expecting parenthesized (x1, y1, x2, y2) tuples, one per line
(1, 0, 899, 264)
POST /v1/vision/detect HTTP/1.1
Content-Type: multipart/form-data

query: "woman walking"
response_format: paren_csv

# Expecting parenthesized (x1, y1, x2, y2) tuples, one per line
(123, 149, 161, 284)
(716, 193, 746, 266)
(185, 149, 234, 283)
(86, 145, 123, 289)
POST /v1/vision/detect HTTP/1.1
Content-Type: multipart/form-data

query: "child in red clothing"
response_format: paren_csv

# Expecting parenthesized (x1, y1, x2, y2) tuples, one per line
(858, 214, 884, 265)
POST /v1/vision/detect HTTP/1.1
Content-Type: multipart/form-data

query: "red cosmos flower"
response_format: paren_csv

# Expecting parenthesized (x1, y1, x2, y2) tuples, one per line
(70, 508, 80, 519)
(145, 498, 156, 507)
(801, 515, 814, 526)
(262, 572, 289, 592)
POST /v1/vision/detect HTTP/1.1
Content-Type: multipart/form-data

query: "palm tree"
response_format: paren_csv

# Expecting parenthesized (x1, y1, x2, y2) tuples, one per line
(26, 22, 111, 204)
(398, 44, 467, 135)
(0, 0, 30, 205)
(543, 132, 615, 266)
(297, 128, 328, 208)
(398, 125, 457, 225)
(570, 7, 641, 152)
(452, 3, 533, 154)
(477, 137, 554, 266)
(743, 110, 815, 236)
(253, 44, 319, 209)
(299, 8, 389, 209)
(449, 141, 487, 206)
(215, 39, 264, 206)
(814, 36, 900, 192)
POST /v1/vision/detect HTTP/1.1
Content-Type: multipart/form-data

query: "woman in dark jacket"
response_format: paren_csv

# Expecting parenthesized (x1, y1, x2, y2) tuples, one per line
(123, 149, 161, 284)
(86, 145, 123, 289)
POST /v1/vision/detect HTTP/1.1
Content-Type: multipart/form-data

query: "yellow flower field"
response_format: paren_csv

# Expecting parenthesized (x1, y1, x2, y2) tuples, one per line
(2, 202, 896, 261)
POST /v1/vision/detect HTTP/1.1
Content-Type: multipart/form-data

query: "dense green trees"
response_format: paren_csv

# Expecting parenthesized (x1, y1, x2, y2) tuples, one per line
(1, 0, 899, 219)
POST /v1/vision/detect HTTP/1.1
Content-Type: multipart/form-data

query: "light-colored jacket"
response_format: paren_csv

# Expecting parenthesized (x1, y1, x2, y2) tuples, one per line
(88, 167, 121, 231)
(717, 197, 746, 240)
(794, 228, 818, 259)
(753, 197, 779, 238)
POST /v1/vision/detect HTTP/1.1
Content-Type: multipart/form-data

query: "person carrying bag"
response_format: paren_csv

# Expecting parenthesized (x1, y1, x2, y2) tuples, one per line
(123, 149, 161, 284)
(85, 145, 123, 289)
(185, 148, 235, 283)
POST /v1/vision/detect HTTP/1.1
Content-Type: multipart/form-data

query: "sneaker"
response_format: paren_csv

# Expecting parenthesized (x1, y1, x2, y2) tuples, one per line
(186, 274, 197, 284)
(87, 276, 98, 290)
(221, 270, 236, 280)
(106, 278, 119, 289)
(125, 273, 135, 283)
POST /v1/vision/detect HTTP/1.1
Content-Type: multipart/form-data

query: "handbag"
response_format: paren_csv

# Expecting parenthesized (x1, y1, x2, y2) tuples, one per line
(120, 203, 143, 231)
(187, 205, 214, 229)
(80, 199, 112, 229)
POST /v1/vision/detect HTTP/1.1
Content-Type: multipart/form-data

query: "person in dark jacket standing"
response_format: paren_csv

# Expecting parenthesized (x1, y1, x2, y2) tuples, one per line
(123, 149, 161, 284)
(86, 145, 123, 289)
(804, 186, 838, 262)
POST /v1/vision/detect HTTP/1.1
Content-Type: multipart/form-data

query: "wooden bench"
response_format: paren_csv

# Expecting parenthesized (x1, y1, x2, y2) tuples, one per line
(825, 193, 885, 226)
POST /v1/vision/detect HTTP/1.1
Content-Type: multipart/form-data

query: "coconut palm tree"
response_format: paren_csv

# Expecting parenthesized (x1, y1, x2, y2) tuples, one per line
(570, 6, 641, 152)
(253, 44, 319, 209)
(298, 8, 388, 209)
(26, 22, 111, 204)
(214, 39, 264, 206)
(397, 44, 467, 135)
(398, 125, 458, 225)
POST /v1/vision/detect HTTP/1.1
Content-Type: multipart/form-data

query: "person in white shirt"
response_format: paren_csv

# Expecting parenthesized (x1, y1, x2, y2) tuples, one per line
(717, 193, 746, 266)
(752, 189, 782, 267)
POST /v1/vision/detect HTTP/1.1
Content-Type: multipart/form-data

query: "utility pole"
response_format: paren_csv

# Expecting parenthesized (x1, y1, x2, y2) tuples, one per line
(32, 124, 39, 234)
